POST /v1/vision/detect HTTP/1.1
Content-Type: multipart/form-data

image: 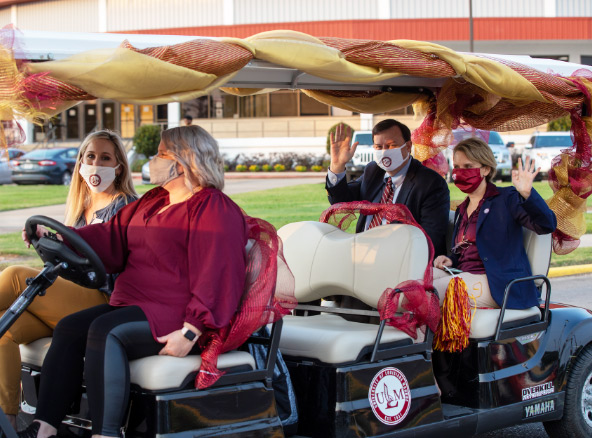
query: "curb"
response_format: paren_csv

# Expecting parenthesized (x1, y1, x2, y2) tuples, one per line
(548, 264, 592, 278)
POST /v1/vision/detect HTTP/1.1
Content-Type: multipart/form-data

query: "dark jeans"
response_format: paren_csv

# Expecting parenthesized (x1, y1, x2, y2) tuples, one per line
(36, 304, 199, 436)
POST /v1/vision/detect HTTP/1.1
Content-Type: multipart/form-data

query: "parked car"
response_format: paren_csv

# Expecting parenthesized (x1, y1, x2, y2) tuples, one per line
(444, 129, 512, 182)
(141, 160, 151, 184)
(345, 130, 373, 181)
(522, 132, 573, 178)
(11, 147, 78, 185)
(0, 148, 25, 184)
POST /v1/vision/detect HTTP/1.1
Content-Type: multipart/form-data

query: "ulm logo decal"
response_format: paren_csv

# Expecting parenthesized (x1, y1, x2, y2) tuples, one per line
(523, 400, 555, 419)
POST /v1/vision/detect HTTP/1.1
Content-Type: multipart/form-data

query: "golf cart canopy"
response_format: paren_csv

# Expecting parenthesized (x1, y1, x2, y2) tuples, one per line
(0, 27, 591, 254)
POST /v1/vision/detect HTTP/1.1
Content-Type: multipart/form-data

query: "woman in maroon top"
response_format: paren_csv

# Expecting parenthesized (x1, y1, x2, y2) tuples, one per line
(432, 137, 556, 309)
(19, 126, 248, 438)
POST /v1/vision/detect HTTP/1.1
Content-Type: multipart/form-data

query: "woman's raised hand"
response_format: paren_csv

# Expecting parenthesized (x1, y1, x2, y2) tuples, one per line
(512, 156, 539, 199)
(329, 124, 359, 174)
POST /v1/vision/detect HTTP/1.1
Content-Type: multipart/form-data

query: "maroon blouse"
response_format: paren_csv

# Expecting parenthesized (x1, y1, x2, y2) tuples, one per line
(73, 186, 248, 338)
(454, 183, 499, 274)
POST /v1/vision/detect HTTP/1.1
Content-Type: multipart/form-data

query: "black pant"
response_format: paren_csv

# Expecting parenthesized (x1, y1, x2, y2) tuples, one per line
(36, 304, 198, 436)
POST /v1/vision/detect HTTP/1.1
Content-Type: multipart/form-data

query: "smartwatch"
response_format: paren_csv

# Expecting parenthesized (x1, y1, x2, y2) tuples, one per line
(181, 327, 198, 342)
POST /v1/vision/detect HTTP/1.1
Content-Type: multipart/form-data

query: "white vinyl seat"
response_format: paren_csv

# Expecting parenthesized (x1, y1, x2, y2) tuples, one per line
(20, 337, 256, 391)
(446, 211, 551, 339)
(277, 221, 430, 364)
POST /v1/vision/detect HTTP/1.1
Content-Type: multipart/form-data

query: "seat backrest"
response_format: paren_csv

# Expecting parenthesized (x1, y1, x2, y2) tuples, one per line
(446, 210, 551, 275)
(277, 221, 429, 308)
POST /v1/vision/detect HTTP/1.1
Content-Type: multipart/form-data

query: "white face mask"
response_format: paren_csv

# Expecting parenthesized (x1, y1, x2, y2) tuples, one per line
(374, 146, 409, 172)
(149, 156, 180, 187)
(79, 163, 120, 193)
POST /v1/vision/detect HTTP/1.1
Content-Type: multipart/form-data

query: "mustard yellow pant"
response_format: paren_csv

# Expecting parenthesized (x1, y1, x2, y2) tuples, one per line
(0, 266, 109, 415)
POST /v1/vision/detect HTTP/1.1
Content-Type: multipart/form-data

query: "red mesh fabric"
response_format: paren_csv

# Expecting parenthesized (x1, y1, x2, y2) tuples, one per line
(120, 39, 254, 77)
(195, 214, 297, 389)
(320, 201, 441, 338)
(320, 38, 457, 79)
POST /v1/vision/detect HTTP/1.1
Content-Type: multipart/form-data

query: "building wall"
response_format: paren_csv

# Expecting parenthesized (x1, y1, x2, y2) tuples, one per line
(15, 0, 98, 32)
(1, 0, 591, 32)
(106, 0, 224, 32)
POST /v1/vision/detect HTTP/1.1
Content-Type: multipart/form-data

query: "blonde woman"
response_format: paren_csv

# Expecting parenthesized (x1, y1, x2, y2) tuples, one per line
(433, 137, 556, 309)
(20, 125, 248, 438)
(0, 130, 138, 428)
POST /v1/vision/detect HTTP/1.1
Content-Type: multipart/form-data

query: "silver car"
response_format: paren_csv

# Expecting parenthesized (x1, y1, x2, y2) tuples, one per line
(444, 129, 512, 182)
(0, 148, 26, 185)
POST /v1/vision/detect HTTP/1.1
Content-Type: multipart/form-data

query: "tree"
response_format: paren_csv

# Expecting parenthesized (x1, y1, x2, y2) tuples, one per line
(326, 122, 354, 154)
(133, 125, 161, 157)
(547, 115, 571, 131)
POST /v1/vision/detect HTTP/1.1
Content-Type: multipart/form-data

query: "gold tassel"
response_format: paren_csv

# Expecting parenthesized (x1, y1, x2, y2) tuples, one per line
(433, 277, 472, 352)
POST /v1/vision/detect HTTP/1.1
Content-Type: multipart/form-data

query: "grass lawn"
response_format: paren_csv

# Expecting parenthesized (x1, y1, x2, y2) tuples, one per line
(0, 185, 155, 211)
(2, 181, 592, 269)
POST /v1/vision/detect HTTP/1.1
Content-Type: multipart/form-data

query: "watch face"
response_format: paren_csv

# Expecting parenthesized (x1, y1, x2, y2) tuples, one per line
(183, 328, 197, 341)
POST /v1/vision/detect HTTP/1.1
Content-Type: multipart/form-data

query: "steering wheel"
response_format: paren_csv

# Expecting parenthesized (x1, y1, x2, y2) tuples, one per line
(25, 215, 106, 289)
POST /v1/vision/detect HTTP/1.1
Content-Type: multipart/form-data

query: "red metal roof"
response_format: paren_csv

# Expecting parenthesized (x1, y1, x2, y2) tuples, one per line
(119, 17, 592, 41)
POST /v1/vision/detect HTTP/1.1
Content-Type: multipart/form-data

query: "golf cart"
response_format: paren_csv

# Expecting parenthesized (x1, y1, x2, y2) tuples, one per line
(1, 28, 592, 438)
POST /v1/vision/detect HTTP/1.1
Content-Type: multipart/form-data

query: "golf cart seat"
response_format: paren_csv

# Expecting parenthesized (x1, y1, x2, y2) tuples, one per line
(446, 210, 551, 340)
(277, 221, 430, 364)
(20, 338, 256, 390)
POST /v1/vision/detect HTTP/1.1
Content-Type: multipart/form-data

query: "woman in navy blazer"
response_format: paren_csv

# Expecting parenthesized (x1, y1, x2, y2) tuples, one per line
(433, 137, 556, 309)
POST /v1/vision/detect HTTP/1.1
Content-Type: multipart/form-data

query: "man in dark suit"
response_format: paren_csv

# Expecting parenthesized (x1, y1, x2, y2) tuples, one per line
(326, 119, 450, 257)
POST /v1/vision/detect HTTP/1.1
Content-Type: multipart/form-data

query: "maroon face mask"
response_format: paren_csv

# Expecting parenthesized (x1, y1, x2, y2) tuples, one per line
(452, 167, 483, 193)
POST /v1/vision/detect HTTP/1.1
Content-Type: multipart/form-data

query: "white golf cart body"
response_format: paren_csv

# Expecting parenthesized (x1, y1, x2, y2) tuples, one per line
(4, 29, 592, 438)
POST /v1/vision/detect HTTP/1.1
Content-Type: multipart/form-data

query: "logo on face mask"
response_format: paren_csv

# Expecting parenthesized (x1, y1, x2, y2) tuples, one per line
(381, 157, 392, 168)
(89, 174, 101, 187)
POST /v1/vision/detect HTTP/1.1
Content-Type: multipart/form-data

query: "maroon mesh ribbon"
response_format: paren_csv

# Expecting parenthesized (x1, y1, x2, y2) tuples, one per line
(320, 201, 441, 338)
(195, 214, 297, 389)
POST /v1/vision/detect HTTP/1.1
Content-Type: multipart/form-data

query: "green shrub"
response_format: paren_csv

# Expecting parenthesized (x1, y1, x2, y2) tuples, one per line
(273, 164, 286, 172)
(262, 164, 272, 172)
(236, 164, 248, 172)
(133, 125, 161, 157)
(131, 158, 148, 172)
(311, 165, 323, 172)
(547, 115, 571, 131)
(295, 165, 307, 172)
(223, 164, 229, 172)
(326, 122, 354, 154)
(249, 164, 261, 172)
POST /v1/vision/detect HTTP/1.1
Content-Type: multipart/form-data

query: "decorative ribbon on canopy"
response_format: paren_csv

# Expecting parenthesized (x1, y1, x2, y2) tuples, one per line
(320, 201, 441, 338)
(1, 26, 591, 253)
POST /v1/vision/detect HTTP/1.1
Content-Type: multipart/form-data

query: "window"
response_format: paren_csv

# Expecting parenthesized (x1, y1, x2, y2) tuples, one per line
(120, 104, 135, 138)
(210, 92, 238, 118)
(103, 102, 116, 131)
(240, 94, 269, 118)
(66, 107, 79, 139)
(300, 93, 329, 116)
(270, 91, 297, 117)
(84, 104, 97, 136)
(582, 56, 592, 66)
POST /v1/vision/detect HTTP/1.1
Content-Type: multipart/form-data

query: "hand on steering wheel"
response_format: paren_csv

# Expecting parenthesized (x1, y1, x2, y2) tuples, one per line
(24, 215, 106, 289)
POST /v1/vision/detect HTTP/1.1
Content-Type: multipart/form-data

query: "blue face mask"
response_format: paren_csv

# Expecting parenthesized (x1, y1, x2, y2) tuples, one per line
(149, 156, 179, 187)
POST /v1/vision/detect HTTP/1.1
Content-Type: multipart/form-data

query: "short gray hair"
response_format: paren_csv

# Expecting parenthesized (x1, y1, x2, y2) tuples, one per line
(160, 125, 224, 190)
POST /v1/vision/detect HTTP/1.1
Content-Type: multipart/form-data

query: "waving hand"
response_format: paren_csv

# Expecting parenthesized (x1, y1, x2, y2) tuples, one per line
(512, 156, 539, 199)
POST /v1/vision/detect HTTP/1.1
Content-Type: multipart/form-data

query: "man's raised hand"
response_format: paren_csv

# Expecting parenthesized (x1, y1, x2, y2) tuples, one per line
(329, 124, 359, 174)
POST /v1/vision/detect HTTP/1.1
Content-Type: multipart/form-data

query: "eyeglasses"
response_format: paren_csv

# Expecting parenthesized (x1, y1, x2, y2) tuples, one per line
(451, 239, 472, 254)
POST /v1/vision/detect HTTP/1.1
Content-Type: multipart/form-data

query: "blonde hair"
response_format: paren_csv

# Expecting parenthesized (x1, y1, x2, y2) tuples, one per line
(160, 125, 224, 191)
(64, 130, 137, 226)
(453, 137, 497, 182)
